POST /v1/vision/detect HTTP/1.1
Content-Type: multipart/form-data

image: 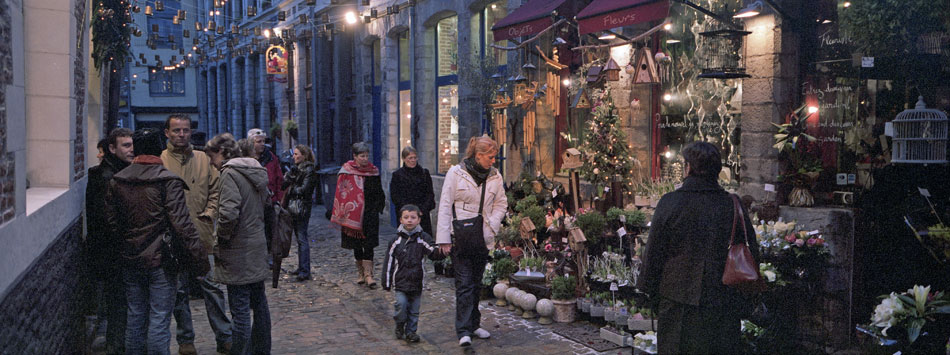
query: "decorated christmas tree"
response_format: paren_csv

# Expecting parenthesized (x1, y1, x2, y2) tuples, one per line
(578, 89, 636, 198)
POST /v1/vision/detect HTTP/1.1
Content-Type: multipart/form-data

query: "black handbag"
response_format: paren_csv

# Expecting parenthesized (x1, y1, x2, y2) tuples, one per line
(451, 183, 489, 258)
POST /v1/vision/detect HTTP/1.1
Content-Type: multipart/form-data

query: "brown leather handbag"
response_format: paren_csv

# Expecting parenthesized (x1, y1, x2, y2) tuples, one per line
(722, 194, 765, 293)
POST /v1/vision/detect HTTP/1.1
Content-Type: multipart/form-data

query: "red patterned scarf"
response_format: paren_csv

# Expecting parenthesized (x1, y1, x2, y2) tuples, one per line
(330, 160, 379, 239)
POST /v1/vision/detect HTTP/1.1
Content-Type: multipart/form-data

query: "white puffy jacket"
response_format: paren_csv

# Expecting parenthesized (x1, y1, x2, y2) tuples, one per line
(435, 164, 508, 250)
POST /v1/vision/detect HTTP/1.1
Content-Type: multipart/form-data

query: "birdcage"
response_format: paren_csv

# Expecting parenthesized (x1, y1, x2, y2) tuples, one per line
(888, 96, 948, 164)
(697, 29, 750, 79)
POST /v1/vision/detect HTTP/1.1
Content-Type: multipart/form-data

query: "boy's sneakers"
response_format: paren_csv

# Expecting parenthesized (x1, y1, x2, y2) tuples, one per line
(474, 328, 491, 339)
(405, 332, 420, 343)
(459, 336, 472, 347)
(395, 322, 406, 340)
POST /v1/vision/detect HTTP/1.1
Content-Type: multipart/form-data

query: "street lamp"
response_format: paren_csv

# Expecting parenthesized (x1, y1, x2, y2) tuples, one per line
(733, 1, 762, 18)
(345, 11, 357, 24)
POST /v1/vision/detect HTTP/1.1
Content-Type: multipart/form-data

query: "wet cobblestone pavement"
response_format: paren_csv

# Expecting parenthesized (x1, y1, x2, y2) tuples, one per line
(170, 206, 620, 354)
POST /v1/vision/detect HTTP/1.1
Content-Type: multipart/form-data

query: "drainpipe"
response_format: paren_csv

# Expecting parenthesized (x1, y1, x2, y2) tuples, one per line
(409, 3, 419, 164)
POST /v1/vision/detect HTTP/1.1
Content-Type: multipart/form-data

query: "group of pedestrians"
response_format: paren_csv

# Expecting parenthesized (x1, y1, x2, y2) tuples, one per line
(85, 119, 528, 352)
(85, 115, 296, 355)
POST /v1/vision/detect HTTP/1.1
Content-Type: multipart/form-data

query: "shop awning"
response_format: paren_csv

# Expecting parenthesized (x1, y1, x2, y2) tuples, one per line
(577, 0, 670, 35)
(491, 0, 568, 42)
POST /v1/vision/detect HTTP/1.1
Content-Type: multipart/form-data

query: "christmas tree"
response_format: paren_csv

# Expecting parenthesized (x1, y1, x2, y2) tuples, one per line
(578, 89, 636, 198)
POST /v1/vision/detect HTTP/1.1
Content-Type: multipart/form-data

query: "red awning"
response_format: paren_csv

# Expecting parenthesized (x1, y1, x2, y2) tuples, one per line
(577, 0, 670, 35)
(491, 0, 568, 42)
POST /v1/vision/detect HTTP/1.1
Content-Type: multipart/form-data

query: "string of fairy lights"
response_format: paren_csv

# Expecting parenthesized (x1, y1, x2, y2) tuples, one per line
(100, 0, 416, 70)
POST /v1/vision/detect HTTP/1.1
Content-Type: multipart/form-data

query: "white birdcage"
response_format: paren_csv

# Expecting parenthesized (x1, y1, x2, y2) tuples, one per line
(886, 96, 948, 164)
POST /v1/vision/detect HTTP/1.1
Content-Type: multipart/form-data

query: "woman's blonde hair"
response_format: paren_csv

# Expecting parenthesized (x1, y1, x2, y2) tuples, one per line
(464, 135, 499, 160)
(295, 144, 315, 163)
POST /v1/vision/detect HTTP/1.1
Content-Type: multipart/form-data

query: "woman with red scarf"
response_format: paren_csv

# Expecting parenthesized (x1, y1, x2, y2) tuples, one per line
(331, 142, 386, 288)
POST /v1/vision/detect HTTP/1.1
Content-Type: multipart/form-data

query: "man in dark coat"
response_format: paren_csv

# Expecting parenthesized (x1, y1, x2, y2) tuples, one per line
(105, 128, 209, 354)
(638, 142, 759, 354)
(85, 128, 133, 354)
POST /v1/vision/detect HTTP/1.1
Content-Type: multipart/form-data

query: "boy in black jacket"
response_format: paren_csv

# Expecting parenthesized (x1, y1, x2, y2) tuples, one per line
(382, 204, 444, 343)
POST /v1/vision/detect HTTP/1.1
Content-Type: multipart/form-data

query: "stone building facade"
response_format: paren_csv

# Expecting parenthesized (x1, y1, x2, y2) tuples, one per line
(0, 0, 105, 351)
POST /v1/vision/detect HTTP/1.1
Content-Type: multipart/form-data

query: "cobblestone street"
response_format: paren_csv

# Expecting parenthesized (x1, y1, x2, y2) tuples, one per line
(170, 206, 616, 354)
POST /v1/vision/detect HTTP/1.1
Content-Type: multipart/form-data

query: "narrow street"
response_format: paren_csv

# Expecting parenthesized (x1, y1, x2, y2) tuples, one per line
(169, 206, 614, 355)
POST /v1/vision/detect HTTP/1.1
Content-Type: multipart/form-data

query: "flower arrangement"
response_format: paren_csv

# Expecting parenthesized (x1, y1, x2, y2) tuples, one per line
(633, 331, 658, 354)
(589, 250, 636, 286)
(867, 285, 950, 344)
(758, 263, 788, 287)
(754, 218, 830, 260)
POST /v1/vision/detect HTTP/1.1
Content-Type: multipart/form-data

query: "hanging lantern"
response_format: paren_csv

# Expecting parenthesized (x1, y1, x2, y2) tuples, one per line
(195, 21, 202, 31)
(193, 38, 200, 45)
(132, 5, 140, 13)
(155, 1, 164, 12)
(168, 34, 175, 43)
(152, 24, 159, 33)
(144, 5, 153, 16)
(255, 27, 262, 36)
(132, 28, 142, 37)
(231, 24, 238, 34)
(183, 29, 190, 38)
(173, 16, 180, 25)
(278, 11, 286, 21)
(216, 26, 224, 34)
(247, 6, 256, 17)
(604, 58, 621, 81)
(299, 14, 307, 24)
(208, 20, 216, 31)
(171, 55, 177, 62)
(697, 28, 751, 79)
(178, 10, 186, 21)
(307, 0, 316, 5)
(214, 0, 222, 9)
(321, 13, 329, 24)
(171, 43, 177, 50)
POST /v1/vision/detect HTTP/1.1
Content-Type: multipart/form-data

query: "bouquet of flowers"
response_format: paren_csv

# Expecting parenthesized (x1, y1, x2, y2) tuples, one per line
(758, 263, 788, 287)
(633, 331, 658, 354)
(868, 285, 950, 344)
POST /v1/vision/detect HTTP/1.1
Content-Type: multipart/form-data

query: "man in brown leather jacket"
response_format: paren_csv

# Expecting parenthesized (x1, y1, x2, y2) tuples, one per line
(105, 128, 209, 354)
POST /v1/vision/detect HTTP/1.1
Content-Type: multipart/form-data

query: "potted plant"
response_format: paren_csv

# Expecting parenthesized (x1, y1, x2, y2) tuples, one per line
(550, 275, 577, 323)
(628, 306, 658, 331)
(493, 257, 517, 284)
(773, 104, 821, 207)
(589, 292, 606, 320)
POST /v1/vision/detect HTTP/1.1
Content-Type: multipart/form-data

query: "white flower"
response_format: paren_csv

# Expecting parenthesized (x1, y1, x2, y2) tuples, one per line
(763, 270, 777, 282)
(871, 293, 905, 336)
(908, 285, 931, 315)
(593, 168, 600, 174)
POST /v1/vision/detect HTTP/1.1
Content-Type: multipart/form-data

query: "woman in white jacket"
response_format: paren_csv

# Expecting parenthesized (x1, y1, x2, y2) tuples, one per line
(436, 135, 507, 347)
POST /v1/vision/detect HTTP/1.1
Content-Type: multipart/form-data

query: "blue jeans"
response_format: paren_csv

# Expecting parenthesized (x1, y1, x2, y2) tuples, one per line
(227, 281, 271, 355)
(394, 291, 422, 334)
(174, 256, 232, 347)
(453, 253, 487, 339)
(294, 216, 311, 277)
(124, 266, 177, 355)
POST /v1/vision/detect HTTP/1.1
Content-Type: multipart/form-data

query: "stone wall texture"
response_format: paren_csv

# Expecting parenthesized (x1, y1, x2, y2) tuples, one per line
(0, 218, 84, 354)
(0, 0, 15, 224)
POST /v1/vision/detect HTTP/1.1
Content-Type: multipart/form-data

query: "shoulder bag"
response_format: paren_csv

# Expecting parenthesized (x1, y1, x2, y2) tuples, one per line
(722, 194, 765, 293)
(451, 182, 489, 258)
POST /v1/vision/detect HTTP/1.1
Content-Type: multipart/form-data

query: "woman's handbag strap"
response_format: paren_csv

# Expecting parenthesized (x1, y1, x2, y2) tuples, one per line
(728, 194, 749, 247)
(452, 182, 487, 221)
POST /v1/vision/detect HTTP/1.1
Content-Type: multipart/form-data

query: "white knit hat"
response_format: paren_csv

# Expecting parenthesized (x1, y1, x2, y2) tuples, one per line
(247, 128, 266, 139)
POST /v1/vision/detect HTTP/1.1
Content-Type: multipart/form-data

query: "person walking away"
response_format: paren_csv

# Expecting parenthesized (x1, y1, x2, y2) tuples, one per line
(382, 204, 444, 343)
(160, 114, 232, 354)
(638, 141, 760, 354)
(85, 129, 133, 354)
(281, 145, 318, 282)
(205, 133, 273, 354)
(104, 128, 210, 355)
(389, 146, 436, 236)
(247, 128, 284, 204)
(436, 135, 508, 347)
(330, 142, 385, 288)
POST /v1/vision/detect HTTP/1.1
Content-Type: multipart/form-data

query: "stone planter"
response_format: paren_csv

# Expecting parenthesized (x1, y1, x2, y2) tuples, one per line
(634, 195, 651, 207)
(604, 307, 617, 322)
(590, 304, 605, 318)
(628, 317, 658, 331)
(552, 299, 576, 323)
(581, 298, 592, 313)
(600, 326, 633, 347)
(615, 313, 630, 329)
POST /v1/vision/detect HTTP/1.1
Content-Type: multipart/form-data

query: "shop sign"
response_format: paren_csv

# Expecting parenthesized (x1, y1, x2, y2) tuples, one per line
(266, 45, 288, 75)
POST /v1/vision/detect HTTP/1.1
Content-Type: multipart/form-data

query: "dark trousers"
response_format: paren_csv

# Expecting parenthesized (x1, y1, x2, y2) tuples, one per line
(227, 281, 271, 355)
(452, 253, 487, 339)
(294, 216, 312, 277)
(173, 260, 232, 347)
(657, 299, 741, 355)
(98, 269, 127, 354)
(353, 246, 374, 261)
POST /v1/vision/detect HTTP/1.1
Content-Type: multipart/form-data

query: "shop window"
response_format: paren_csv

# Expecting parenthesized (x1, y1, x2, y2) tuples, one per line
(436, 16, 459, 174)
(485, 1, 507, 66)
(149, 67, 186, 96)
(397, 30, 412, 155)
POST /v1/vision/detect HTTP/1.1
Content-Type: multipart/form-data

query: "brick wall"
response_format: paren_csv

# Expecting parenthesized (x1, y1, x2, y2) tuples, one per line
(0, 0, 15, 223)
(72, 0, 87, 182)
(0, 218, 84, 354)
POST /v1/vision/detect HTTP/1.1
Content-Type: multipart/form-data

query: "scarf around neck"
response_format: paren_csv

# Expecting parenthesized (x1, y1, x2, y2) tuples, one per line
(463, 157, 490, 186)
(397, 224, 422, 237)
(330, 160, 380, 239)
